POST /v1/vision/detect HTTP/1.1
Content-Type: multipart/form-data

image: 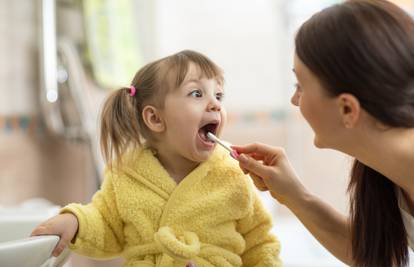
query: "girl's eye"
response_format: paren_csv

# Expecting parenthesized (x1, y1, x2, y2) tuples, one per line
(190, 89, 202, 98)
(216, 92, 224, 101)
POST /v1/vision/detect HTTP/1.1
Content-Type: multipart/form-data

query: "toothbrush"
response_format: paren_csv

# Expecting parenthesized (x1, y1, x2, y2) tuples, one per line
(207, 132, 239, 159)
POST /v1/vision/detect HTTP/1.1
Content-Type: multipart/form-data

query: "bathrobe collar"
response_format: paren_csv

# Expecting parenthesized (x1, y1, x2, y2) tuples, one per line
(121, 145, 227, 199)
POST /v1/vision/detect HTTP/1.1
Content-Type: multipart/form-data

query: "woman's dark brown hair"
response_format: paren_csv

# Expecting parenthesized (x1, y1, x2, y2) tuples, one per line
(295, 0, 414, 266)
(100, 50, 223, 165)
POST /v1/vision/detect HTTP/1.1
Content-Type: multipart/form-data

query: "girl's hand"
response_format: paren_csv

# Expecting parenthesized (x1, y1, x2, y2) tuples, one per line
(232, 143, 307, 206)
(31, 213, 79, 257)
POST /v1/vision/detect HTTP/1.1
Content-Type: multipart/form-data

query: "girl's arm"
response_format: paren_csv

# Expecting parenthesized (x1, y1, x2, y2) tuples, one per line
(58, 169, 125, 258)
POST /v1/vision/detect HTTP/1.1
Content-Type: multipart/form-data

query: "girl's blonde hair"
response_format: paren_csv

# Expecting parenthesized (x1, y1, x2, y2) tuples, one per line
(100, 50, 224, 164)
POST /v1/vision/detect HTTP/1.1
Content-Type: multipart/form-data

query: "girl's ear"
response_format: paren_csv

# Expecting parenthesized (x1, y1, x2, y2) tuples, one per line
(337, 93, 361, 129)
(142, 105, 165, 133)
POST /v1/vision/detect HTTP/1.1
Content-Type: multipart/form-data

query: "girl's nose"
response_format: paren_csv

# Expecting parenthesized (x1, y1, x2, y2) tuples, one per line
(207, 97, 221, 112)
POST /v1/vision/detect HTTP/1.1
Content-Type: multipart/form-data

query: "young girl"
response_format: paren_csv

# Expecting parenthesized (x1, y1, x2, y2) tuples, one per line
(31, 50, 282, 267)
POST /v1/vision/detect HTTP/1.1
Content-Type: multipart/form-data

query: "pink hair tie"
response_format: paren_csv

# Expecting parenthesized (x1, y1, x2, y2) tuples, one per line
(129, 85, 136, 96)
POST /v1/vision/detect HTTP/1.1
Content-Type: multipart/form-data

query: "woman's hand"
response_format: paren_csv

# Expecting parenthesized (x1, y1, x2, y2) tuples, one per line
(233, 143, 352, 264)
(31, 213, 79, 257)
(232, 143, 307, 206)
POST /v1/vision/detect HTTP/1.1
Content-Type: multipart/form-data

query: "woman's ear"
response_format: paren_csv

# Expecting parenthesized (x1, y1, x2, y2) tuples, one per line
(142, 105, 165, 133)
(337, 93, 361, 128)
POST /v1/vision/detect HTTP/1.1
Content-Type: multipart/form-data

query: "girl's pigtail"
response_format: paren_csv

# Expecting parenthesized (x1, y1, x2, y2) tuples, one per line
(100, 87, 142, 165)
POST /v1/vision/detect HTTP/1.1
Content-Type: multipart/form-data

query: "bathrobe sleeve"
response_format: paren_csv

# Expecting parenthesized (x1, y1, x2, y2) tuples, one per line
(237, 191, 282, 267)
(60, 168, 125, 258)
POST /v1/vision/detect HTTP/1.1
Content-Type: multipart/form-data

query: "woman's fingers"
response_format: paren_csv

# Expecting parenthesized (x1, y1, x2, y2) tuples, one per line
(250, 152, 267, 161)
(235, 143, 304, 205)
(240, 166, 249, 174)
(233, 143, 285, 167)
(238, 154, 271, 179)
(232, 142, 282, 156)
(250, 173, 268, 191)
(239, 159, 268, 190)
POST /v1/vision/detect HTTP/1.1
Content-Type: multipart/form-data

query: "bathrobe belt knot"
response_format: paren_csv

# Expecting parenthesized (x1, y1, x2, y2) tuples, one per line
(154, 226, 200, 261)
(123, 226, 243, 266)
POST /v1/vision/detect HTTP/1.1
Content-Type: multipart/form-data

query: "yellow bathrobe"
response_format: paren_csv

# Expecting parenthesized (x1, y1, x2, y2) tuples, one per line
(61, 146, 282, 267)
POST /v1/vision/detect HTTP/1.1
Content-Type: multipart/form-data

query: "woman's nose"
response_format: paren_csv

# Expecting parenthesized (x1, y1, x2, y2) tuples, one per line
(291, 90, 300, 106)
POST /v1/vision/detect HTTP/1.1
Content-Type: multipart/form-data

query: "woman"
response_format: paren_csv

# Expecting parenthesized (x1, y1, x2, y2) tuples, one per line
(233, 1, 414, 267)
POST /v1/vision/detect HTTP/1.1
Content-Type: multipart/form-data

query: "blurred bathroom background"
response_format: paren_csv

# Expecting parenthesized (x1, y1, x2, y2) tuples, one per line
(1, 0, 413, 266)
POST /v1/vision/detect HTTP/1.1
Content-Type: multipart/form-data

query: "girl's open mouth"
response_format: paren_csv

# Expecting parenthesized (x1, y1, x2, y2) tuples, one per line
(198, 122, 219, 145)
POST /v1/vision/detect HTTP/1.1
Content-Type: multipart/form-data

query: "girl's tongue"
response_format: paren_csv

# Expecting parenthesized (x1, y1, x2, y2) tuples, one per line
(198, 123, 217, 144)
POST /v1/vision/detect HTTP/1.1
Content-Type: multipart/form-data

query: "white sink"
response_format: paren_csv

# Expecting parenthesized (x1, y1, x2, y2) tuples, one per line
(0, 198, 71, 267)
(0, 235, 59, 267)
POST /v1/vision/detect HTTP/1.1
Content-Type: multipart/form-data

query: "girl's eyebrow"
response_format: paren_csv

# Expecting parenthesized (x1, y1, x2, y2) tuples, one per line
(183, 79, 201, 85)
(179, 79, 202, 91)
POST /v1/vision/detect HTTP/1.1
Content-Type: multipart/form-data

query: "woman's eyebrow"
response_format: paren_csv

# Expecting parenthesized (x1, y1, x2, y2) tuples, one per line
(292, 68, 299, 78)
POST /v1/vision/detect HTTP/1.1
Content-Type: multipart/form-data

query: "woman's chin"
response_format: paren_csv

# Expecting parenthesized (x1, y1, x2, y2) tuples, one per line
(313, 136, 325, 148)
(313, 136, 335, 149)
